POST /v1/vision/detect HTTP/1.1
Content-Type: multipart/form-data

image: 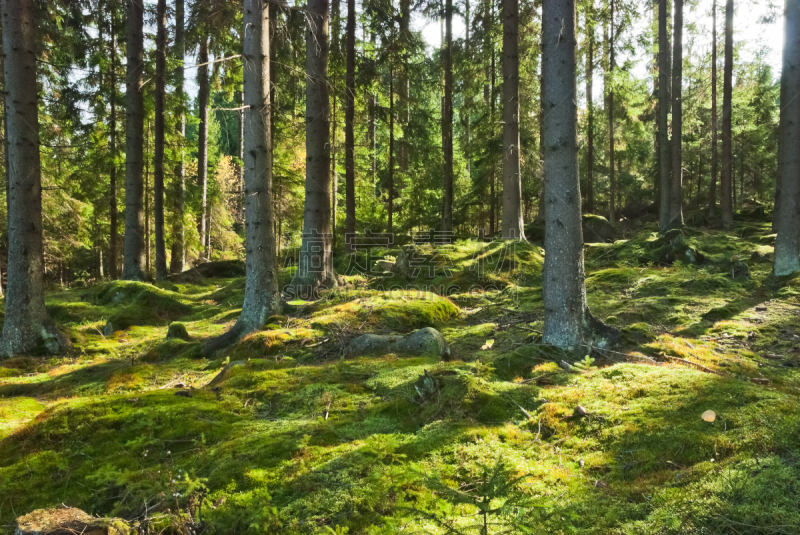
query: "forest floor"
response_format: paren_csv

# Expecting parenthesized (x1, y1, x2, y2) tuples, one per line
(1, 217, 800, 534)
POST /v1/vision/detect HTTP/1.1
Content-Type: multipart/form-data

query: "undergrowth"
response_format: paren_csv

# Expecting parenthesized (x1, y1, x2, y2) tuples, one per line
(1, 222, 800, 534)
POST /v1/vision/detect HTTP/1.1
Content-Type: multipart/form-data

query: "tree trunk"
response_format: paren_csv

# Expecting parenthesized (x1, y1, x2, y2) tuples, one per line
(586, 5, 595, 214)
(608, 0, 616, 223)
(657, 0, 672, 232)
(344, 0, 356, 252)
(145, 124, 151, 273)
(1, 0, 69, 355)
(388, 67, 395, 235)
(206, 0, 279, 353)
(774, 0, 800, 276)
(501, 0, 525, 240)
(288, 0, 338, 298)
(490, 35, 496, 237)
(153, 0, 167, 278)
(720, 0, 734, 228)
(441, 0, 454, 232)
(668, 0, 684, 229)
(541, 0, 607, 348)
(198, 35, 210, 260)
(109, 3, 119, 279)
(331, 0, 340, 249)
(122, 0, 145, 280)
(170, 0, 186, 274)
(535, 20, 545, 224)
(708, 0, 718, 218)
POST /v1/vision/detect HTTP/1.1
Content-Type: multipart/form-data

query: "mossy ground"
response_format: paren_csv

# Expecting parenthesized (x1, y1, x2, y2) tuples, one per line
(1, 223, 800, 534)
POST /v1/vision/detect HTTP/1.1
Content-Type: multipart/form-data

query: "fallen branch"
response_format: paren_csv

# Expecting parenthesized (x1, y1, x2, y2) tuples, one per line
(661, 355, 726, 376)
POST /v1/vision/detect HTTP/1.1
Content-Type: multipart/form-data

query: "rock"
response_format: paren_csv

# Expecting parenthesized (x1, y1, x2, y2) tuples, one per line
(348, 333, 401, 355)
(731, 260, 750, 279)
(168, 260, 245, 283)
(750, 251, 771, 264)
(582, 214, 617, 243)
(647, 229, 706, 265)
(394, 327, 449, 357)
(374, 259, 395, 273)
(166, 322, 191, 341)
(348, 327, 450, 358)
(16, 507, 132, 535)
(102, 322, 116, 336)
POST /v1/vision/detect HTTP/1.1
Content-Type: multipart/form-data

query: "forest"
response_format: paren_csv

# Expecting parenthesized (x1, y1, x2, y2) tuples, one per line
(0, 0, 799, 532)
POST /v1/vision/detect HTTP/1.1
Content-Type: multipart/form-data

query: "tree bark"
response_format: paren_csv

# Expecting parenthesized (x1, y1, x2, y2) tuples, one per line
(667, 0, 684, 230)
(170, 0, 186, 274)
(774, 0, 800, 275)
(720, 0, 734, 228)
(206, 0, 279, 353)
(198, 34, 210, 260)
(708, 0, 718, 218)
(388, 67, 395, 235)
(441, 0, 454, 231)
(1, 0, 69, 355)
(288, 0, 338, 298)
(608, 0, 616, 223)
(501, 0, 525, 240)
(153, 0, 167, 279)
(586, 4, 595, 214)
(344, 0, 356, 252)
(657, 0, 672, 232)
(122, 0, 145, 280)
(109, 6, 119, 279)
(541, 0, 607, 349)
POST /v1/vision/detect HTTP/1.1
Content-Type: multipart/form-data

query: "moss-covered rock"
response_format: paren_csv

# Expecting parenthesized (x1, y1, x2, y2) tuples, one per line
(166, 322, 191, 341)
(582, 214, 617, 243)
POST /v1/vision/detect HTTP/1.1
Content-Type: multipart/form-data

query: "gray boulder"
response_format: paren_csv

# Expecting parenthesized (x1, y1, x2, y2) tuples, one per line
(582, 214, 617, 243)
(348, 327, 450, 358)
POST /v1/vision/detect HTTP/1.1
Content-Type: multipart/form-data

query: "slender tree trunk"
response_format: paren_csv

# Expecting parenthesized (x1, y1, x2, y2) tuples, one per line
(501, 0, 525, 240)
(122, 0, 145, 280)
(536, 27, 545, 225)
(388, 67, 395, 234)
(441, 0, 454, 231)
(668, 0, 684, 229)
(465, 0, 472, 179)
(331, 0, 340, 249)
(774, 0, 800, 276)
(109, 5, 119, 279)
(608, 0, 616, 222)
(586, 6, 595, 214)
(1, 0, 69, 355)
(658, 0, 672, 232)
(720, 0, 734, 228)
(207, 0, 279, 352)
(145, 124, 151, 274)
(153, 0, 167, 278)
(345, 0, 356, 252)
(197, 35, 210, 261)
(541, 0, 608, 348)
(170, 0, 186, 274)
(708, 0, 719, 218)
(288, 0, 338, 297)
(490, 36, 496, 237)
